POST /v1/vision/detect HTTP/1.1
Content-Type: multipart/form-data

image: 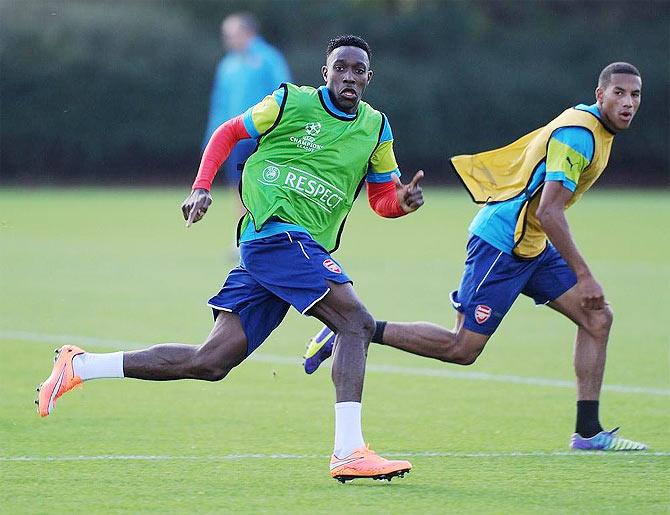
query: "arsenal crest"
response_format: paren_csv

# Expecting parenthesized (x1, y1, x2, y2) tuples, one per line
(323, 259, 341, 274)
(474, 304, 492, 324)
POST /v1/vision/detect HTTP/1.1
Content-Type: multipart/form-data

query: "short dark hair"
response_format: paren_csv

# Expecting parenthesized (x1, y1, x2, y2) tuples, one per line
(326, 35, 371, 61)
(598, 62, 641, 87)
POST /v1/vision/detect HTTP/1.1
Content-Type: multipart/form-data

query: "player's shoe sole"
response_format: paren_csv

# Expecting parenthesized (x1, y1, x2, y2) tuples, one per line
(330, 445, 412, 483)
(333, 468, 411, 483)
(36, 345, 85, 417)
(570, 427, 647, 451)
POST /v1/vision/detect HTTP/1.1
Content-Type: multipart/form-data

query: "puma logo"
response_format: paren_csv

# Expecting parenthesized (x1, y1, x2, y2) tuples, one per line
(566, 156, 576, 170)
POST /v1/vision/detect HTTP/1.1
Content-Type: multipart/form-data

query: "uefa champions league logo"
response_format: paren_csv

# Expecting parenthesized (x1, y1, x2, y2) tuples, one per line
(289, 122, 324, 152)
(262, 165, 280, 182)
(304, 122, 321, 137)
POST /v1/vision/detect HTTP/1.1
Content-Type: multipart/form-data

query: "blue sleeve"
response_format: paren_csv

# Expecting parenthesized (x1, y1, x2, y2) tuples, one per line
(366, 169, 400, 183)
(272, 87, 285, 106)
(379, 114, 393, 144)
(365, 113, 400, 182)
(241, 87, 283, 138)
(551, 127, 595, 161)
(241, 109, 259, 139)
(241, 88, 284, 138)
(544, 127, 595, 192)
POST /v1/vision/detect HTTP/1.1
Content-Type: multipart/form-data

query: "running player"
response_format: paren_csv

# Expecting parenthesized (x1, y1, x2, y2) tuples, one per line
(303, 62, 647, 451)
(37, 35, 425, 482)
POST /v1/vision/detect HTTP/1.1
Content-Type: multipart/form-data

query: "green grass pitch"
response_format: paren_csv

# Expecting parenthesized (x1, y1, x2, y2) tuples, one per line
(1, 188, 668, 513)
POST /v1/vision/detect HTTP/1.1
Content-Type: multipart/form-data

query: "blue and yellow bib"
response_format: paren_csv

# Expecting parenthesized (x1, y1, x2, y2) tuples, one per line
(451, 105, 615, 258)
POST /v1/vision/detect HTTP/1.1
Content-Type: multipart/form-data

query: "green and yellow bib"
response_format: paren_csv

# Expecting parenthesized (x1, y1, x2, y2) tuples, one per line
(240, 83, 384, 252)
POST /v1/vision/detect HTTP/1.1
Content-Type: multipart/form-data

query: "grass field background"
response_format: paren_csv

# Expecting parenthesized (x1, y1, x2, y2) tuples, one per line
(1, 188, 668, 513)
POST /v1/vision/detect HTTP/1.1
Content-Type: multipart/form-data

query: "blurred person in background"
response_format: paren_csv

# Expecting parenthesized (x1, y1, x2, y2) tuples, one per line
(304, 62, 648, 453)
(203, 12, 291, 222)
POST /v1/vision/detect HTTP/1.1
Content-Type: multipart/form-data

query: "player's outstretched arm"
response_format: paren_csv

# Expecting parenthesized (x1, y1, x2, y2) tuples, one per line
(181, 188, 213, 227)
(367, 170, 424, 218)
(536, 181, 605, 310)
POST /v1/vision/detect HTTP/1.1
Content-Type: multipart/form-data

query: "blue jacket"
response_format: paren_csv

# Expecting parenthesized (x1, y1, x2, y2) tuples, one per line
(203, 36, 291, 146)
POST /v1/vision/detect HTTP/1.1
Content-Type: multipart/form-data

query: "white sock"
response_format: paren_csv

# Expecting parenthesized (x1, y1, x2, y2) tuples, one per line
(73, 352, 125, 381)
(333, 402, 365, 458)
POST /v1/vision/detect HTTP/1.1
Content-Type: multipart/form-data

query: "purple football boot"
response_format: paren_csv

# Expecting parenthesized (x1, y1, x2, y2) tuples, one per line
(303, 326, 336, 374)
(570, 427, 647, 451)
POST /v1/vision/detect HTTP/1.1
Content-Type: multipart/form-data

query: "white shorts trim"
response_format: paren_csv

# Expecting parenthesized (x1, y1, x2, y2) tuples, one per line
(449, 290, 462, 309)
(207, 303, 233, 312)
(475, 251, 503, 293)
(297, 241, 309, 259)
(301, 287, 331, 315)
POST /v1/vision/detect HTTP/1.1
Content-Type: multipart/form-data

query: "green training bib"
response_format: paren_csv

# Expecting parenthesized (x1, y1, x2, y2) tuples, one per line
(240, 83, 384, 251)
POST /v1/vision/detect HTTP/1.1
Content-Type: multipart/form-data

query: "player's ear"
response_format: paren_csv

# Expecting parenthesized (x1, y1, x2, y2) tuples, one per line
(595, 85, 603, 104)
(322, 65, 328, 83)
(367, 69, 373, 84)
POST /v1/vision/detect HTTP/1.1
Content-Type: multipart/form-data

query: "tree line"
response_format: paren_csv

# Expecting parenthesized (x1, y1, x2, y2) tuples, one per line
(1, 0, 667, 186)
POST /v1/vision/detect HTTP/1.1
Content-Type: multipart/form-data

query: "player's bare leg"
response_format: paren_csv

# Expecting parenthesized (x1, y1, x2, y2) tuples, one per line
(547, 285, 646, 450)
(303, 312, 490, 372)
(548, 286, 612, 401)
(379, 313, 490, 365)
(307, 282, 372, 403)
(123, 312, 247, 381)
(37, 312, 248, 416)
(307, 281, 412, 482)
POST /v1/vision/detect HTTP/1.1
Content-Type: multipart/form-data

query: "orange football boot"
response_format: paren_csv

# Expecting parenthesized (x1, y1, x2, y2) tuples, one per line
(330, 445, 412, 483)
(36, 345, 85, 417)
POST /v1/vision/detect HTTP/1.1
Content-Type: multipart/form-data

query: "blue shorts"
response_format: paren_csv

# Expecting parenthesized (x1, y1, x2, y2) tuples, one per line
(208, 232, 351, 355)
(451, 235, 577, 335)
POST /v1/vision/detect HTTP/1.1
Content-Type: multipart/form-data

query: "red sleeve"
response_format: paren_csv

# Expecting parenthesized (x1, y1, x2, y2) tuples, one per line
(191, 115, 251, 191)
(367, 180, 406, 218)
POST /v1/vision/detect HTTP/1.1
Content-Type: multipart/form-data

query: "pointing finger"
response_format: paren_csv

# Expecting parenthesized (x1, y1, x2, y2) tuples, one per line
(186, 205, 197, 227)
(408, 170, 424, 190)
